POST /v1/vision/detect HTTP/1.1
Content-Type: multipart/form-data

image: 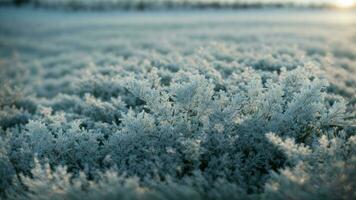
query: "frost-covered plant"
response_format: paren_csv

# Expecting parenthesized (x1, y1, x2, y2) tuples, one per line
(265, 133, 355, 200)
(1, 65, 354, 199)
(0, 8, 355, 200)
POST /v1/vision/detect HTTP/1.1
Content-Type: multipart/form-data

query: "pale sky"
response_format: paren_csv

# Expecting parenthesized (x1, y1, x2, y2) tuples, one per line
(197, 0, 355, 5)
(193, 0, 356, 8)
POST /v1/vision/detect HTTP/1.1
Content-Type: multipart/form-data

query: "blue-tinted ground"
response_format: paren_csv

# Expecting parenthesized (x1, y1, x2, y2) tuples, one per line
(0, 7, 355, 200)
(1, 8, 355, 103)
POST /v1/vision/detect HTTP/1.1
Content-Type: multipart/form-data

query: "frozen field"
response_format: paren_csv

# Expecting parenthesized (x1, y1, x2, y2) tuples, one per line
(0, 8, 355, 200)
(1, 8, 356, 102)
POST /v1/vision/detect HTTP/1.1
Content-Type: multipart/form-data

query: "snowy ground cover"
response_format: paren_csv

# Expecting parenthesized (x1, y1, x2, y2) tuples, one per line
(0, 7, 355, 199)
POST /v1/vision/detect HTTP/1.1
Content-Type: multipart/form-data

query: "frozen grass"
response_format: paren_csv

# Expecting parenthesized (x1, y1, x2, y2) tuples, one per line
(0, 8, 355, 200)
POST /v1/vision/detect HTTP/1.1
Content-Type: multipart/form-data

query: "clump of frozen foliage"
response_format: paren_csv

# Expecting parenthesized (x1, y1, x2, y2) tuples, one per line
(265, 133, 355, 200)
(0, 63, 354, 199)
(0, 8, 355, 200)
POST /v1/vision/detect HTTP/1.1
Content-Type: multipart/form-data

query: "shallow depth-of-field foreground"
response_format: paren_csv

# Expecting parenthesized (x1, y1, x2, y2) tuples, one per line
(0, 8, 355, 199)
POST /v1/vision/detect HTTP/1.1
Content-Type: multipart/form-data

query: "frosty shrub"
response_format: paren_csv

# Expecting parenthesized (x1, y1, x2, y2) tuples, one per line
(1, 65, 354, 199)
(0, 8, 355, 200)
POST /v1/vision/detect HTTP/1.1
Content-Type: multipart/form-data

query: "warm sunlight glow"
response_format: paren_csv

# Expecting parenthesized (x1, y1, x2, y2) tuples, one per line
(336, 0, 355, 8)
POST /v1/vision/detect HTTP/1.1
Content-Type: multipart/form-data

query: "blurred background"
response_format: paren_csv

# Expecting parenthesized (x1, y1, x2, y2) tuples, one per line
(0, 0, 355, 107)
(0, 0, 355, 10)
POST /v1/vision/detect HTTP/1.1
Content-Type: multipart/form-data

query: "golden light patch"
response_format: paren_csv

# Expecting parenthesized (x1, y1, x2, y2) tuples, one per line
(336, 0, 355, 8)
